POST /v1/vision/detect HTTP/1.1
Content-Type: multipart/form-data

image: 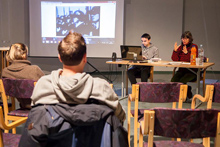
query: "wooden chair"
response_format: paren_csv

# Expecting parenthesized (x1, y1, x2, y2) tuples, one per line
(0, 107, 26, 147)
(191, 84, 216, 109)
(127, 82, 188, 147)
(172, 58, 209, 96)
(190, 83, 220, 146)
(0, 78, 36, 134)
(139, 108, 220, 147)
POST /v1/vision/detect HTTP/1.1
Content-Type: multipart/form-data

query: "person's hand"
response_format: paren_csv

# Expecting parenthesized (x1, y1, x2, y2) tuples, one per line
(142, 55, 147, 60)
(174, 42, 180, 52)
(182, 45, 188, 54)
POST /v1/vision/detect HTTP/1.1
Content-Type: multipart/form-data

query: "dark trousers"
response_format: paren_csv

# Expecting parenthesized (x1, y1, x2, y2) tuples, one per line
(171, 68, 197, 84)
(127, 66, 151, 85)
(171, 68, 197, 98)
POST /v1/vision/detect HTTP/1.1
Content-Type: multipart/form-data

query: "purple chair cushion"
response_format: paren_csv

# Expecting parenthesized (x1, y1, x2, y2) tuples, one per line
(2, 78, 35, 99)
(212, 83, 220, 103)
(137, 82, 182, 102)
(153, 108, 220, 138)
(3, 133, 21, 147)
(8, 109, 29, 117)
(143, 140, 204, 147)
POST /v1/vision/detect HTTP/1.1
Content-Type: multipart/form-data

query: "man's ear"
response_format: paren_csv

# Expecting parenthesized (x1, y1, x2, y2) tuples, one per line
(58, 54, 62, 63)
(83, 53, 87, 63)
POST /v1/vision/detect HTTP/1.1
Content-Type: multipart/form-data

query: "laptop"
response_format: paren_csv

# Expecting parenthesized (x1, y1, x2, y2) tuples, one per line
(120, 45, 143, 61)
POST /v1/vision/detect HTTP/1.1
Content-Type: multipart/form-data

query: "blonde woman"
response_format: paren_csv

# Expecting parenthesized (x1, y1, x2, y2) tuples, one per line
(1, 43, 44, 109)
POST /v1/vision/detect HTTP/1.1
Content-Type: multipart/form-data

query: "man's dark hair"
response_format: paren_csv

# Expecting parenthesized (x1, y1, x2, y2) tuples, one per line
(58, 31, 86, 66)
(181, 31, 193, 44)
(141, 33, 151, 40)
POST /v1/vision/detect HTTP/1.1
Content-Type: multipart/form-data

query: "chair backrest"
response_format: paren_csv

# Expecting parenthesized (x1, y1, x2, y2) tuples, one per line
(140, 108, 220, 147)
(2, 78, 35, 98)
(153, 108, 219, 138)
(212, 83, 220, 103)
(137, 82, 187, 104)
(0, 78, 35, 113)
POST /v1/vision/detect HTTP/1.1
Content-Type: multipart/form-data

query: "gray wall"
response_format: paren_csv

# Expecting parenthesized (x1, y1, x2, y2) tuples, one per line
(0, 0, 219, 73)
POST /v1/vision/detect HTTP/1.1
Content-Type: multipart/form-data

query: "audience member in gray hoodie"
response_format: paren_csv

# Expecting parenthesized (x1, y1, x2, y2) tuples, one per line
(31, 31, 126, 121)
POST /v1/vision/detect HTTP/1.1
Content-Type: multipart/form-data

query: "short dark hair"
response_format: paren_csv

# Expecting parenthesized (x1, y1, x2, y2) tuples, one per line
(141, 33, 151, 40)
(181, 31, 193, 44)
(58, 31, 86, 66)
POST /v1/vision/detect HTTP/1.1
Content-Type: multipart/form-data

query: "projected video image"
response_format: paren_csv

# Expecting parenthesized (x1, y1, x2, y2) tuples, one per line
(41, 1, 116, 45)
(56, 6, 100, 36)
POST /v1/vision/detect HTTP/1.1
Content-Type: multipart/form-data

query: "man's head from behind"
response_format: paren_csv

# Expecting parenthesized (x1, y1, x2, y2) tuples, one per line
(58, 31, 86, 66)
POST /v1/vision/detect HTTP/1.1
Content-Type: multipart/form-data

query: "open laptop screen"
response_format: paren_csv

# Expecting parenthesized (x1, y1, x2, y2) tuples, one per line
(120, 45, 143, 61)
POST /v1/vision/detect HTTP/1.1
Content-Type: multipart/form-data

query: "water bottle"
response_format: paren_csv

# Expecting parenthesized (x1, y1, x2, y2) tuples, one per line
(198, 44, 204, 65)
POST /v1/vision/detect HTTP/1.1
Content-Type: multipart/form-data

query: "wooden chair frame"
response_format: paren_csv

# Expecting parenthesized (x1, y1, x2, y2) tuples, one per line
(0, 79, 28, 134)
(0, 107, 26, 147)
(191, 84, 215, 145)
(0, 79, 36, 134)
(139, 109, 220, 147)
(127, 83, 188, 147)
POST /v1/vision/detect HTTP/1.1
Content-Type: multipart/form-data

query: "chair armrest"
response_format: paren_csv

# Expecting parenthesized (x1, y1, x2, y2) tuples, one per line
(191, 94, 208, 109)
(128, 94, 135, 101)
(0, 107, 27, 130)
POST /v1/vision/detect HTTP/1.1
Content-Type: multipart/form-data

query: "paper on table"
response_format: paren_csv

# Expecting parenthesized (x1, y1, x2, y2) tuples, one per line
(182, 62, 190, 65)
(165, 62, 183, 65)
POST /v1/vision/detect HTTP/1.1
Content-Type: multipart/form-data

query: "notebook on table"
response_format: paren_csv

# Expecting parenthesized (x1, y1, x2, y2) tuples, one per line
(120, 45, 144, 61)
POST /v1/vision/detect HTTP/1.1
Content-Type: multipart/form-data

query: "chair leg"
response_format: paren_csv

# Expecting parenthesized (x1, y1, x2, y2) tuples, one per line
(12, 128, 16, 134)
(203, 137, 210, 147)
(127, 99, 131, 147)
(0, 130, 3, 147)
(139, 127, 143, 147)
(203, 78, 206, 97)
(4, 120, 9, 133)
(134, 98, 139, 147)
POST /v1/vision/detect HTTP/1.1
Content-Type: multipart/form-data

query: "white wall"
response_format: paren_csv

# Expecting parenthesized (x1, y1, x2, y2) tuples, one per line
(184, 0, 220, 71)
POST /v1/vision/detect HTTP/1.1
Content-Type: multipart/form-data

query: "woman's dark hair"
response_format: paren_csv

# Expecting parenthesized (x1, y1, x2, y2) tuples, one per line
(181, 31, 193, 44)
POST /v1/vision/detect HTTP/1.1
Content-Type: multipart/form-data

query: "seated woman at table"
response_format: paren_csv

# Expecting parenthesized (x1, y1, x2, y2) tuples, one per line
(1, 43, 45, 109)
(171, 31, 198, 101)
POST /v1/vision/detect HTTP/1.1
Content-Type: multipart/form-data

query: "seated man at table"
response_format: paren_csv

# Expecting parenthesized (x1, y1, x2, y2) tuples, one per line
(31, 30, 126, 122)
(171, 31, 198, 101)
(127, 33, 159, 85)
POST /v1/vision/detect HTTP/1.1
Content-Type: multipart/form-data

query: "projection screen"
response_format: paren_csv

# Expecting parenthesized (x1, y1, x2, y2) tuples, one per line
(29, 0, 124, 57)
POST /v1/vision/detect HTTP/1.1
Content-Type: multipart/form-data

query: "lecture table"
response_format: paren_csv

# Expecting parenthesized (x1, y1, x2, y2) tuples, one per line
(106, 60, 215, 98)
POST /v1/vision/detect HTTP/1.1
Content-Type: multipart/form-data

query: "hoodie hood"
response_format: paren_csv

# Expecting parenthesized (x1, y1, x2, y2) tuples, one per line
(51, 70, 93, 103)
(31, 69, 126, 121)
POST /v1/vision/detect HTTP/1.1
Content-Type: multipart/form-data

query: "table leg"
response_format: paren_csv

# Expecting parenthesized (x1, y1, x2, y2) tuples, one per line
(196, 69, 201, 94)
(195, 69, 202, 108)
(126, 65, 128, 96)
